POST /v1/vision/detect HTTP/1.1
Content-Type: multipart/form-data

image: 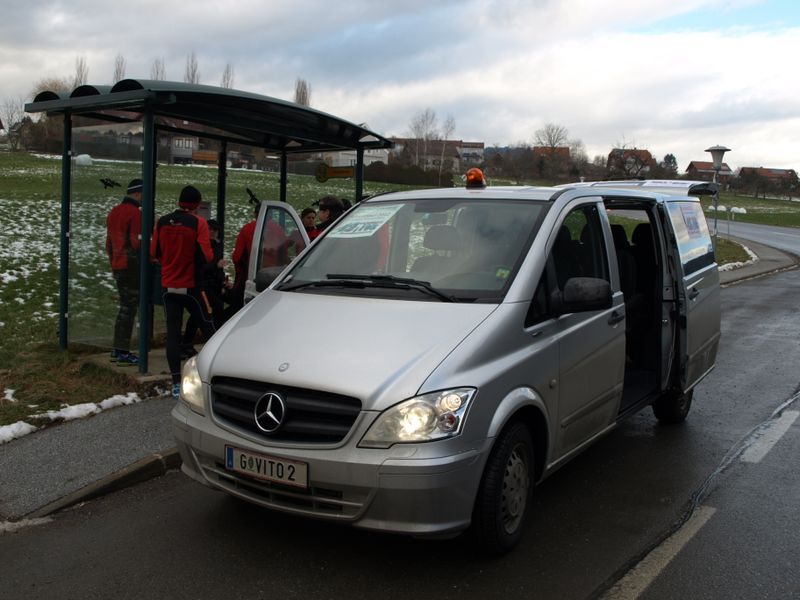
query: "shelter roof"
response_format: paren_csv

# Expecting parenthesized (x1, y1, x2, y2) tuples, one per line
(25, 79, 393, 154)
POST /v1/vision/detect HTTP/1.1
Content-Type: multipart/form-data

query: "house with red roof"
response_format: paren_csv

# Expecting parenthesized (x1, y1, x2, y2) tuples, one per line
(685, 160, 733, 183)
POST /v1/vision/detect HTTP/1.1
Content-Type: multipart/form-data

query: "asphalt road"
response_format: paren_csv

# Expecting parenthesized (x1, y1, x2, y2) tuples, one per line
(1, 269, 799, 600)
(718, 220, 800, 256)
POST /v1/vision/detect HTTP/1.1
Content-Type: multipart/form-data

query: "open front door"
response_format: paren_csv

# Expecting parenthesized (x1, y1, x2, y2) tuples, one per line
(245, 201, 309, 303)
(663, 200, 721, 391)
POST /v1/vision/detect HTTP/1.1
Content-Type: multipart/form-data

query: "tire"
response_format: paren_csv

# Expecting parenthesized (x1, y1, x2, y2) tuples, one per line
(472, 421, 534, 556)
(652, 388, 693, 424)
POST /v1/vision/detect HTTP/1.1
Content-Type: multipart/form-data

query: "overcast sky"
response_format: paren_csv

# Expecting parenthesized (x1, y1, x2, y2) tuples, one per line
(3, 0, 800, 170)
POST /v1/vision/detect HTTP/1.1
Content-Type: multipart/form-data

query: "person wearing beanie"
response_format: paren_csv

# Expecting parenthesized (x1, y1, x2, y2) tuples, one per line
(105, 178, 143, 365)
(150, 184, 216, 398)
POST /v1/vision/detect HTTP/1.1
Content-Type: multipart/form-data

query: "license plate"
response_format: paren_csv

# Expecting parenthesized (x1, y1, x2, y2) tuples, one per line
(224, 446, 308, 489)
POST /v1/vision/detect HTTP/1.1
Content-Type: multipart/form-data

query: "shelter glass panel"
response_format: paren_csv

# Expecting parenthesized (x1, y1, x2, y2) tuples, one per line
(68, 120, 145, 351)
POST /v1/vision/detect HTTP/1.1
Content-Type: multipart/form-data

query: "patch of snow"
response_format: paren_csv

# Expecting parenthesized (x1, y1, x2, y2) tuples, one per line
(0, 421, 38, 444)
(4, 392, 145, 443)
(35, 402, 101, 421)
(3, 389, 15, 402)
(98, 392, 141, 410)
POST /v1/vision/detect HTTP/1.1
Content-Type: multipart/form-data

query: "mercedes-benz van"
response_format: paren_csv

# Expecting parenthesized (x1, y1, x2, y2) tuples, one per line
(172, 176, 721, 554)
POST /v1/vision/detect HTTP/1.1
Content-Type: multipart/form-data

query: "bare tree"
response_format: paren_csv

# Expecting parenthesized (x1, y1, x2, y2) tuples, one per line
(294, 78, 311, 106)
(221, 62, 235, 88)
(408, 108, 438, 169)
(73, 55, 89, 87)
(568, 138, 588, 171)
(1, 96, 26, 150)
(31, 77, 72, 96)
(151, 57, 166, 80)
(438, 114, 456, 185)
(607, 140, 654, 178)
(112, 54, 126, 83)
(533, 123, 572, 181)
(534, 122, 569, 150)
(184, 51, 200, 84)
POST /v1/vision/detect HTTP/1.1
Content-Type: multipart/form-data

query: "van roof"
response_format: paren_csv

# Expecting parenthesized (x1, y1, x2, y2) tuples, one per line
(558, 179, 719, 196)
(362, 179, 716, 205)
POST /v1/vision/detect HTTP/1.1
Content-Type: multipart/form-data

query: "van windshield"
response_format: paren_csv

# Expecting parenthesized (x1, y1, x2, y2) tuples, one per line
(277, 197, 548, 302)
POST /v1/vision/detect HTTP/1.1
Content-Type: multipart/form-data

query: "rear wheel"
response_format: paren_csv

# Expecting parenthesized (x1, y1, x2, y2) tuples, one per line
(472, 421, 534, 555)
(652, 388, 693, 424)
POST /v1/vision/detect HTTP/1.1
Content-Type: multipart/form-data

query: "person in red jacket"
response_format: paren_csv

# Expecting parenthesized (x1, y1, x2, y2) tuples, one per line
(150, 185, 215, 398)
(105, 178, 143, 365)
(229, 203, 259, 314)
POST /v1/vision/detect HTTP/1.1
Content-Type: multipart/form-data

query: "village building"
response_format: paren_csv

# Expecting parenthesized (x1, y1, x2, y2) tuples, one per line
(685, 160, 734, 183)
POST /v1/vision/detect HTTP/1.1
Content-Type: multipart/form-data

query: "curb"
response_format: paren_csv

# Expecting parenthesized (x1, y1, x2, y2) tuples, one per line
(718, 236, 800, 286)
(26, 448, 182, 519)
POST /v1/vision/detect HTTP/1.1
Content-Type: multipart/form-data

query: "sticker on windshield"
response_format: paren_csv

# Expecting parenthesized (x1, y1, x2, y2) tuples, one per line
(328, 205, 402, 238)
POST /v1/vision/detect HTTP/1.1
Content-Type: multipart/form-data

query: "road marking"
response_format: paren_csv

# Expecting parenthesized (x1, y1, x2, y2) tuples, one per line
(0, 517, 53, 535)
(740, 410, 799, 463)
(601, 505, 716, 600)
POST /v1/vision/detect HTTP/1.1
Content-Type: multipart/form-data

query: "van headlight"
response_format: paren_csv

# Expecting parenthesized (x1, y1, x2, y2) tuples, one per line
(181, 356, 205, 415)
(359, 388, 475, 448)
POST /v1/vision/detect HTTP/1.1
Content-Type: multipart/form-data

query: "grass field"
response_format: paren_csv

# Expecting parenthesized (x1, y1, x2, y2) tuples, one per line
(701, 192, 800, 228)
(0, 152, 412, 369)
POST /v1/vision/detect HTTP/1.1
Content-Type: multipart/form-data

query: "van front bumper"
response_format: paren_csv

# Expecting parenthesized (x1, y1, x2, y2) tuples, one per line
(172, 401, 491, 537)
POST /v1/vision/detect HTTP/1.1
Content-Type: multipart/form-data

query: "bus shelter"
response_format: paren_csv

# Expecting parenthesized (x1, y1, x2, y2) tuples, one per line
(25, 79, 393, 373)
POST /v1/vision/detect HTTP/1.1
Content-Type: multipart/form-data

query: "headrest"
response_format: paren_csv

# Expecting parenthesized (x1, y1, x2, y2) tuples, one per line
(555, 225, 572, 247)
(632, 223, 652, 247)
(423, 225, 460, 252)
(610, 224, 629, 248)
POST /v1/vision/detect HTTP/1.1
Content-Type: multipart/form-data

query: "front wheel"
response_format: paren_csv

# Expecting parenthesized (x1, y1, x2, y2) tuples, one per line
(652, 388, 693, 424)
(472, 421, 534, 556)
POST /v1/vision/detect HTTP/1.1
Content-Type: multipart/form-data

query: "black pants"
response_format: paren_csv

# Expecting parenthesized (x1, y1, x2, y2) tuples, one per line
(183, 286, 225, 344)
(163, 289, 216, 384)
(113, 267, 139, 352)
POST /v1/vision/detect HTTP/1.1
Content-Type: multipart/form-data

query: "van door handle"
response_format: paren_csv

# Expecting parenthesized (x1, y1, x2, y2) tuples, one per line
(608, 310, 625, 326)
(688, 287, 700, 301)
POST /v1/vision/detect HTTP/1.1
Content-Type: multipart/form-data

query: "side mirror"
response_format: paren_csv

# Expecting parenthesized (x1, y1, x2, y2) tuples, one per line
(551, 277, 612, 315)
(254, 266, 286, 292)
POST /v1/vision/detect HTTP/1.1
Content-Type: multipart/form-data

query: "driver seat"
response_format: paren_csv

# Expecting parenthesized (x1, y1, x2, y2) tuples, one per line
(411, 225, 461, 275)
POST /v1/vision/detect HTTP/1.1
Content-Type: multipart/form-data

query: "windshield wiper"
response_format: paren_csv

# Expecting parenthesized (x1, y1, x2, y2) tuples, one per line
(326, 274, 457, 302)
(275, 278, 365, 292)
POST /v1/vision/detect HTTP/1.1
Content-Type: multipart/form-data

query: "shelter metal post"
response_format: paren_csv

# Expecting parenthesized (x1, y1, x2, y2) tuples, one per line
(59, 112, 72, 349)
(138, 112, 156, 374)
(355, 147, 365, 202)
(217, 141, 227, 243)
(280, 152, 288, 203)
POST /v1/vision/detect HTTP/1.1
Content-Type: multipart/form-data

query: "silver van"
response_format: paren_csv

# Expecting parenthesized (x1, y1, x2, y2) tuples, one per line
(172, 176, 721, 554)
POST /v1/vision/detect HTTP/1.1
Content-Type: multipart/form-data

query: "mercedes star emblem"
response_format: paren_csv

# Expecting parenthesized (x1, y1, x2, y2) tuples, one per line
(254, 392, 286, 433)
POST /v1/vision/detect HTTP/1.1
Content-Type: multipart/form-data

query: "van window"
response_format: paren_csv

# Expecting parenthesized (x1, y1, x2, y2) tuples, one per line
(554, 204, 609, 287)
(526, 204, 609, 326)
(665, 202, 714, 275)
(257, 206, 306, 271)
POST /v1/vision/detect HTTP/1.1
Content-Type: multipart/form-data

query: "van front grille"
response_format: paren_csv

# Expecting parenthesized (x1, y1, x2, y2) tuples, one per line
(210, 376, 361, 444)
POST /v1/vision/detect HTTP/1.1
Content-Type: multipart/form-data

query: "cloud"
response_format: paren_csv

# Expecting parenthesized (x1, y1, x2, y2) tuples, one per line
(2, 0, 799, 168)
